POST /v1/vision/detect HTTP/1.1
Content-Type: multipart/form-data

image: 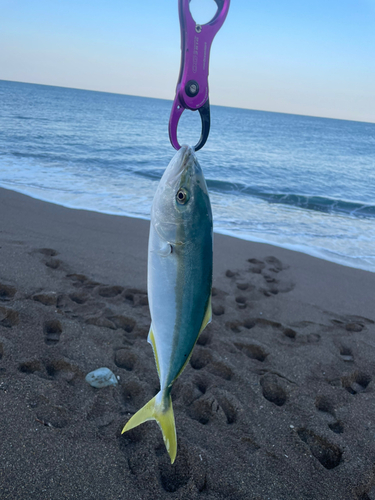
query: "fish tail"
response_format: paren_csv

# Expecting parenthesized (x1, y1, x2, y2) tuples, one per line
(121, 391, 177, 464)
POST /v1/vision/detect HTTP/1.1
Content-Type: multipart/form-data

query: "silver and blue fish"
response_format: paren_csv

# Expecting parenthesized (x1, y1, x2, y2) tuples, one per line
(122, 145, 213, 463)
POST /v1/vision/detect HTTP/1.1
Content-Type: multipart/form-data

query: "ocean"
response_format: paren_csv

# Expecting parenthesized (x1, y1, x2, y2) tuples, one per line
(1, 79, 374, 272)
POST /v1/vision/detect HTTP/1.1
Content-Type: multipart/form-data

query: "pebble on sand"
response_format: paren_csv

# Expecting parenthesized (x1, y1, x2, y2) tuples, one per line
(85, 367, 118, 388)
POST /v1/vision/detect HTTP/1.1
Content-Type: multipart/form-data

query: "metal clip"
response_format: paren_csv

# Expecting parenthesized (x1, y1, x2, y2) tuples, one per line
(169, 0, 230, 151)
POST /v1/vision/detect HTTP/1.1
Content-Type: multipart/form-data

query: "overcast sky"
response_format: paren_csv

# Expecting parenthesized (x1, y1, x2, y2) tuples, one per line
(1, 0, 375, 122)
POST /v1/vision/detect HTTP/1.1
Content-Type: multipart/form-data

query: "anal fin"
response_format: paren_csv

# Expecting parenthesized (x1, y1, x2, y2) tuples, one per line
(148, 324, 161, 378)
(199, 294, 212, 334)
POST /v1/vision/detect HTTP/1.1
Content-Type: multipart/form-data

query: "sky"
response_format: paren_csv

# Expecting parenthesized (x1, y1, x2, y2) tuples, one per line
(1, 0, 375, 123)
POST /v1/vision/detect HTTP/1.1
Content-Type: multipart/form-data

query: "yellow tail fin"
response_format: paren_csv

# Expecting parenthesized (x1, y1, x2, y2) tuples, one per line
(121, 392, 177, 464)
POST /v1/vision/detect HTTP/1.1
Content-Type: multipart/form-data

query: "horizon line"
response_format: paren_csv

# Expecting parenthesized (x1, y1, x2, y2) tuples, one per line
(2, 78, 374, 126)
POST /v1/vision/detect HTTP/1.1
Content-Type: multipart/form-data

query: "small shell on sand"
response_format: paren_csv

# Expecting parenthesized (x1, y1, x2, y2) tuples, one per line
(85, 367, 118, 388)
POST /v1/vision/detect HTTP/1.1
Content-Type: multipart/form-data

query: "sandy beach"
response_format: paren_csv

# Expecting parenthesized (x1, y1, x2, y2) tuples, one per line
(1, 186, 375, 500)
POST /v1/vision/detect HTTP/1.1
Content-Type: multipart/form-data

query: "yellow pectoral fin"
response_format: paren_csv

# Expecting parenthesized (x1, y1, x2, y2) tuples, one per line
(122, 393, 177, 464)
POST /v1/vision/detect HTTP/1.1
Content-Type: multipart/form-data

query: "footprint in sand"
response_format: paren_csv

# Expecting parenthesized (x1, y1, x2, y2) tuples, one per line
(297, 428, 342, 470)
(315, 395, 336, 417)
(212, 304, 225, 316)
(109, 315, 136, 333)
(190, 347, 234, 380)
(260, 373, 288, 407)
(248, 258, 266, 274)
(315, 394, 344, 433)
(339, 346, 354, 362)
(122, 288, 149, 307)
(85, 316, 117, 330)
(0, 306, 19, 328)
(44, 359, 82, 382)
(283, 328, 297, 340)
(227, 320, 242, 333)
(225, 270, 237, 278)
(124, 438, 207, 495)
(250, 256, 294, 296)
(236, 282, 249, 291)
(208, 360, 234, 380)
(66, 273, 99, 289)
(345, 322, 364, 332)
(33, 293, 57, 306)
(190, 347, 213, 370)
(331, 315, 374, 333)
(235, 296, 247, 309)
(173, 376, 208, 406)
(222, 256, 294, 310)
(196, 328, 212, 346)
(115, 348, 137, 371)
(38, 248, 58, 257)
(0, 282, 16, 302)
(211, 287, 227, 316)
(265, 255, 286, 272)
(124, 291, 135, 304)
(243, 318, 257, 329)
(68, 292, 88, 305)
(98, 285, 124, 298)
(33, 395, 70, 428)
(279, 321, 322, 345)
(44, 319, 62, 345)
(187, 393, 220, 425)
(234, 342, 269, 362)
(187, 387, 239, 428)
(19, 358, 82, 389)
(263, 273, 277, 284)
(341, 371, 371, 395)
(158, 444, 192, 493)
(45, 258, 61, 269)
(88, 314, 136, 334)
(35, 248, 61, 270)
(18, 360, 42, 374)
(255, 318, 282, 329)
(226, 316, 279, 335)
(86, 390, 121, 432)
(328, 421, 344, 434)
(214, 390, 241, 425)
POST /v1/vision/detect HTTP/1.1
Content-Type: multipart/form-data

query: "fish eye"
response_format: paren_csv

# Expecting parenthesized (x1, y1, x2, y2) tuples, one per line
(176, 188, 188, 204)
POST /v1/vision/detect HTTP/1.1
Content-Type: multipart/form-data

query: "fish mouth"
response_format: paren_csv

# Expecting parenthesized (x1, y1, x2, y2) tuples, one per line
(166, 145, 196, 186)
(178, 145, 195, 171)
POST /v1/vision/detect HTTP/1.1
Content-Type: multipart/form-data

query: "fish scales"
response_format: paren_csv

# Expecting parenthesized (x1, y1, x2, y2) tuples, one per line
(122, 145, 213, 463)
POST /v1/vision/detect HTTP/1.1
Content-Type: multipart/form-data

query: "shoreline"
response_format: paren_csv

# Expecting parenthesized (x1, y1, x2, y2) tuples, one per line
(1, 185, 375, 499)
(1, 186, 374, 319)
(1, 184, 374, 275)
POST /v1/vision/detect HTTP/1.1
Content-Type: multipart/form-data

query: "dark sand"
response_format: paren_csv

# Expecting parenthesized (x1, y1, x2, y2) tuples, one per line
(1, 186, 375, 500)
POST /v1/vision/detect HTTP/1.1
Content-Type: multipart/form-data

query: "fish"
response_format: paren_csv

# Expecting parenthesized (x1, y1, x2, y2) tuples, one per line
(122, 145, 213, 464)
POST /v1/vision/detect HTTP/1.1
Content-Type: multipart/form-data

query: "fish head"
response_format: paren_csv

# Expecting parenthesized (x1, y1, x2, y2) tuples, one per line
(151, 145, 212, 244)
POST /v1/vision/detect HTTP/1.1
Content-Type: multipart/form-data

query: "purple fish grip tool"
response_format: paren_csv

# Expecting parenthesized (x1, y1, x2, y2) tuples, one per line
(169, 0, 230, 151)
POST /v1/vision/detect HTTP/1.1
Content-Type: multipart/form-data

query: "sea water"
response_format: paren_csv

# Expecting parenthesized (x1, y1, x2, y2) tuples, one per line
(1, 80, 374, 272)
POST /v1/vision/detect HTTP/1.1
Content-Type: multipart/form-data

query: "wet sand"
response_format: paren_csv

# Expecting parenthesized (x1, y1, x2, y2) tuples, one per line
(1, 186, 375, 500)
